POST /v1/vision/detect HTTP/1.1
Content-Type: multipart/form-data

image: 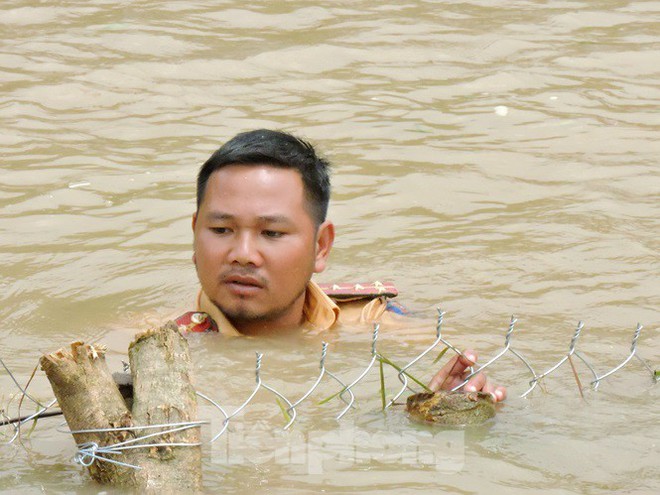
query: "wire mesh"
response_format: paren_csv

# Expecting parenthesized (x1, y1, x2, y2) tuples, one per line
(1, 310, 656, 469)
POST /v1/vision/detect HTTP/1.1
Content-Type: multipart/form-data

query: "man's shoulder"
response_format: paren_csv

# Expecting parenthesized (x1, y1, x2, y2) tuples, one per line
(318, 281, 410, 326)
(174, 311, 219, 333)
(317, 281, 398, 302)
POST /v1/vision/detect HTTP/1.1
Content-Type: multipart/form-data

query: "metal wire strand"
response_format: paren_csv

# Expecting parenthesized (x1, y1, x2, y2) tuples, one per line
(521, 321, 589, 398)
(590, 323, 653, 390)
(450, 315, 518, 392)
(66, 421, 207, 470)
(196, 391, 230, 443)
(0, 358, 44, 407)
(64, 389, 231, 468)
(287, 342, 329, 412)
(285, 342, 353, 418)
(387, 309, 446, 407)
(222, 352, 297, 430)
(335, 324, 380, 420)
(4, 398, 58, 445)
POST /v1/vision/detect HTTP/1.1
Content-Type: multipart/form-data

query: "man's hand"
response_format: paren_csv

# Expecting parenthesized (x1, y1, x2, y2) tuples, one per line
(428, 349, 507, 403)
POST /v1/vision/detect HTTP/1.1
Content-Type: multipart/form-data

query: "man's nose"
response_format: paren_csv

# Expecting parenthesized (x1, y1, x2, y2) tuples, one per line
(229, 232, 263, 266)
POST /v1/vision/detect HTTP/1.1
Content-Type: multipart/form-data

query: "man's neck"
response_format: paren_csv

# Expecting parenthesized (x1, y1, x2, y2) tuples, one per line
(197, 281, 340, 336)
(231, 319, 305, 336)
(225, 295, 307, 337)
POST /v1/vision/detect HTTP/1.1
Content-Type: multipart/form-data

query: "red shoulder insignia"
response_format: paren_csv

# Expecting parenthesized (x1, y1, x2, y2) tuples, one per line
(318, 281, 398, 301)
(175, 312, 219, 333)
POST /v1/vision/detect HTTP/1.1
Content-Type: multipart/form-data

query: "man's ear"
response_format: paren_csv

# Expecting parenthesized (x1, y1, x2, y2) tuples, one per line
(313, 220, 335, 274)
(192, 212, 197, 264)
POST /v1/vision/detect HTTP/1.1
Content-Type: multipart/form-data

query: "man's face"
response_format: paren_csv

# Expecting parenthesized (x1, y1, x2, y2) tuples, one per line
(192, 164, 333, 333)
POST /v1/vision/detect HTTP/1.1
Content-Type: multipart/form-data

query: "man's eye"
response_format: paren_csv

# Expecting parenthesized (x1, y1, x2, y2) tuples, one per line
(263, 230, 284, 238)
(211, 227, 230, 235)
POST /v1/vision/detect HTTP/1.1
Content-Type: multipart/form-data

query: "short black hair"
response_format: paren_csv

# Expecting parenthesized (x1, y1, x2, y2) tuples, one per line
(197, 129, 331, 226)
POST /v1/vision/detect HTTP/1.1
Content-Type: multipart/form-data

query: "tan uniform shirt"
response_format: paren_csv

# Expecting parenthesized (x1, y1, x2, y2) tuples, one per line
(196, 280, 389, 336)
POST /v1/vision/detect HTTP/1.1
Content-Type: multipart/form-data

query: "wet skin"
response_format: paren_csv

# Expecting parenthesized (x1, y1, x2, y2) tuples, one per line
(192, 164, 334, 336)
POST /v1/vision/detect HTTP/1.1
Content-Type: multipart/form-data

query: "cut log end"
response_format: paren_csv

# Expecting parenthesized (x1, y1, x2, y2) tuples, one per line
(41, 322, 202, 491)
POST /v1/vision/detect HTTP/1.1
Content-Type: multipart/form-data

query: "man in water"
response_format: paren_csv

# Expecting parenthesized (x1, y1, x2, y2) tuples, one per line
(191, 129, 506, 401)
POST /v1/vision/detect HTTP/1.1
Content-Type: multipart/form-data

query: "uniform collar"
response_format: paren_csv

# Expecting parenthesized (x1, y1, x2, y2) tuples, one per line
(197, 280, 340, 336)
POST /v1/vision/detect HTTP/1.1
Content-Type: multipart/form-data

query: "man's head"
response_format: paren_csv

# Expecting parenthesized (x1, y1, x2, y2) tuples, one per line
(192, 130, 334, 335)
(196, 129, 331, 227)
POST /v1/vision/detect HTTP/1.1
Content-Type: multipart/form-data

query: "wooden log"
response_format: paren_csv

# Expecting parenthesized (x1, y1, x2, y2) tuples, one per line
(128, 321, 202, 489)
(40, 341, 135, 485)
(40, 322, 202, 491)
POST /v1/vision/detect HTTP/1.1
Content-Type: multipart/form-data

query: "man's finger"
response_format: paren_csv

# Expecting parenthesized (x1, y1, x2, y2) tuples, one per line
(472, 380, 507, 403)
(490, 385, 507, 403)
(428, 350, 478, 392)
(463, 372, 487, 393)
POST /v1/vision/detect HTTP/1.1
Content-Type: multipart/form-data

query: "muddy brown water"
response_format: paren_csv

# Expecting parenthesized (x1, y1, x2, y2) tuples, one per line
(1, 1, 658, 494)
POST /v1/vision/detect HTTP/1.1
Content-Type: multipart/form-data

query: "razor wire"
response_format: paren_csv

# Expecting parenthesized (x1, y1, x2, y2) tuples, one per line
(1, 310, 657, 470)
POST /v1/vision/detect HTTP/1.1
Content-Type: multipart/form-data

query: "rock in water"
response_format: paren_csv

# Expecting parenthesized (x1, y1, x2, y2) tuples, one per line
(406, 391, 496, 425)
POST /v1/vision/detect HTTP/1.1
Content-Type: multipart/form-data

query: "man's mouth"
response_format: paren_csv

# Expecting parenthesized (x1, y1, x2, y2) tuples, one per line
(222, 273, 266, 296)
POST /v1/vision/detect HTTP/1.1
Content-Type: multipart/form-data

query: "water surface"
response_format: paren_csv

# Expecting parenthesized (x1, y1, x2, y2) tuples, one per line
(1, 1, 658, 493)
